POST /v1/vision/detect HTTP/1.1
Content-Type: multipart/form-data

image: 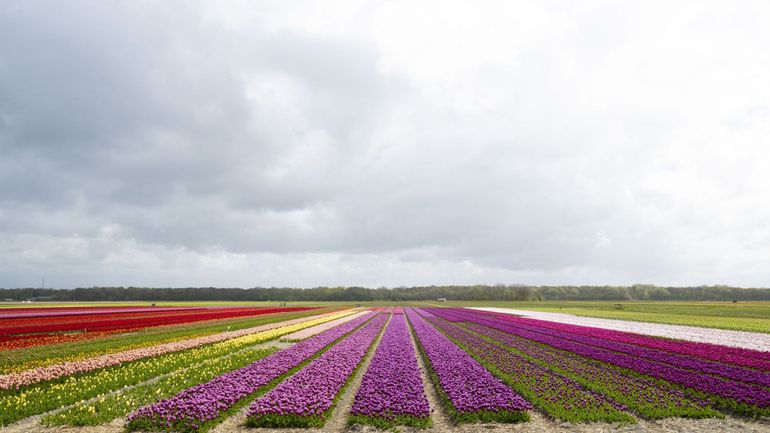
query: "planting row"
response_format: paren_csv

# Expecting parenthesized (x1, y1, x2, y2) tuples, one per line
(127, 311, 379, 432)
(281, 310, 369, 341)
(424, 309, 719, 420)
(246, 314, 389, 427)
(483, 312, 770, 381)
(0, 310, 349, 389)
(348, 312, 430, 428)
(432, 308, 770, 417)
(422, 312, 633, 423)
(473, 307, 770, 353)
(0, 307, 313, 340)
(0, 310, 351, 426)
(0, 309, 327, 374)
(0, 306, 201, 319)
(43, 345, 277, 426)
(404, 308, 531, 423)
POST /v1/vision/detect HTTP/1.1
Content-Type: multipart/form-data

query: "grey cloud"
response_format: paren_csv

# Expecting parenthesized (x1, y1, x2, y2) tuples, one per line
(2, 1, 770, 288)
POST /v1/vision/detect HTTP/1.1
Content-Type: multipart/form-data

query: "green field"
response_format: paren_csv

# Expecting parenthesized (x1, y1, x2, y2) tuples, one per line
(434, 300, 770, 333)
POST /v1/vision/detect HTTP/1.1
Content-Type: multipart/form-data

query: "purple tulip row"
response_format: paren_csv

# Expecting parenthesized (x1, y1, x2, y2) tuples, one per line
(482, 310, 770, 370)
(479, 311, 770, 384)
(431, 308, 770, 415)
(423, 314, 633, 423)
(453, 320, 718, 419)
(126, 311, 379, 432)
(349, 313, 430, 427)
(457, 309, 770, 389)
(405, 308, 531, 423)
(245, 313, 389, 427)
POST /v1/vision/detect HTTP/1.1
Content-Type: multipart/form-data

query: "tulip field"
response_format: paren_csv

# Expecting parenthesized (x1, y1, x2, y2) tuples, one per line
(0, 303, 768, 432)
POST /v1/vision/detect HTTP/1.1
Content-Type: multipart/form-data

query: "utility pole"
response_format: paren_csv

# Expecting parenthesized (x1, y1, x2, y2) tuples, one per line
(42, 277, 45, 290)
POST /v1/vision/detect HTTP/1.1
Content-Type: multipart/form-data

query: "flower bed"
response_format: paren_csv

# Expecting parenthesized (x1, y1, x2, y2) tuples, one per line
(0, 310, 349, 389)
(349, 314, 430, 428)
(126, 311, 378, 432)
(0, 311, 354, 425)
(281, 310, 368, 341)
(435, 308, 770, 417)
(246, 314, 389, 428)
(425, 314, 633, 423)
(405, 308, 531, 423)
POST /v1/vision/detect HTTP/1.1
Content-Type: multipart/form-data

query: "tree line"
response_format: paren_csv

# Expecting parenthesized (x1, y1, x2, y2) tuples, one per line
(1, 284, 770, 302)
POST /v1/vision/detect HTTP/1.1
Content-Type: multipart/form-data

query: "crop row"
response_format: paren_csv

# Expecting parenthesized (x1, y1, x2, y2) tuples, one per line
(43, 345, 277, 426)
(0, 310, 349, 389)
(472, 307, 770, 351)
(348, 312, 430, 428)
(483, 312, 770, 384)
(246, 314, 389, 427)
(0, 329, 128, 352)
(422, 312, 633, 423)
(459, 320, 720, 419)
(281, 310, 369, 341)
(426, 308, 719, 420)
(479, 311, 770, 370)
(0, 307, 312, 338)
(404, 308, 531, 423)
(0, 307, 205, 328)
(126, 311, 379, 432)
(0, 306, 202, 319)
(436, 308, 770, 417)
(0, 311, 353, 426)
(0, 308, 328, 374)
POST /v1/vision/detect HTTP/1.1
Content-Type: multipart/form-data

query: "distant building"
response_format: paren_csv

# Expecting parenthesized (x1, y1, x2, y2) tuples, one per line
(437, 298, 447, 302)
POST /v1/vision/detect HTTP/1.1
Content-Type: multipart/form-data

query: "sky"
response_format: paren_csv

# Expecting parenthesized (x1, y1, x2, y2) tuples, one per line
(1, 0, 770, 289)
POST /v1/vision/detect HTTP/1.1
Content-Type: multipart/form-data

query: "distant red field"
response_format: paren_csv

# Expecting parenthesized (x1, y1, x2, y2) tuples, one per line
(0, 306, 314, 350)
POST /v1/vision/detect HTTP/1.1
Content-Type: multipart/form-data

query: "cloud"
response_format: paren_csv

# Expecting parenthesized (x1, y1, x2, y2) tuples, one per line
(2, 0, 770, 288)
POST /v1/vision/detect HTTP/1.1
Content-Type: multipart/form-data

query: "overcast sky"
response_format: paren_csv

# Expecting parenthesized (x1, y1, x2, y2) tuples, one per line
(1, 1, 769, 289)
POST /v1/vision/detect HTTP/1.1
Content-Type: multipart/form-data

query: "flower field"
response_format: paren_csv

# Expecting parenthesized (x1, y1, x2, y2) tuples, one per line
(0, 303, 768, 433)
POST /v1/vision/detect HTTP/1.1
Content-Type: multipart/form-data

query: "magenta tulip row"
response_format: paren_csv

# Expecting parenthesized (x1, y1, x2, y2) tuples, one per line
(349, 313, 430, 424)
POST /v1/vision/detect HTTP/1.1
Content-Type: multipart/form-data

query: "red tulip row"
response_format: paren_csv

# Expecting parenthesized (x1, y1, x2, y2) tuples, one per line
(0, 307, 313, 339)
